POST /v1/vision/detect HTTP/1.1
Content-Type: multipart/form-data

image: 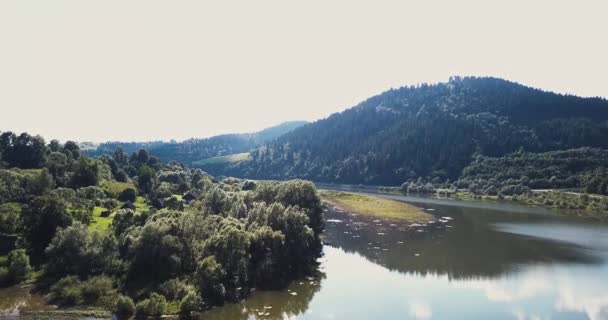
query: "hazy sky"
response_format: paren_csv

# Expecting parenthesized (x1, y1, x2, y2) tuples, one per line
(1, 0, 607, 142)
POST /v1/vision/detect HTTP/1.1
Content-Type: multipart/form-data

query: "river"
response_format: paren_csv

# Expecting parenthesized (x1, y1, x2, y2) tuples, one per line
(201, 191, 608, 320)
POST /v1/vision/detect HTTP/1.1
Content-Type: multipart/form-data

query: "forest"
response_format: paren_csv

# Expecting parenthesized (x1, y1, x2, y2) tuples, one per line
(0, 131, 323, 319)
(194, 77, 608, 189)
(87, 121, 308, 165)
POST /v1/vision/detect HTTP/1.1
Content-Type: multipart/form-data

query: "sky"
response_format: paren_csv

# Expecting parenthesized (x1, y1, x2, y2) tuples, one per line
(1, 0, 607, 142)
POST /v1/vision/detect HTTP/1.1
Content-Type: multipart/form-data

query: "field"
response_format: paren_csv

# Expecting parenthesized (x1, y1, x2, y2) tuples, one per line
(88, 196, 151, 233)
(320, 190, 431, 222)
(100, 180, 135, 197)
(193, 152, 251, 166)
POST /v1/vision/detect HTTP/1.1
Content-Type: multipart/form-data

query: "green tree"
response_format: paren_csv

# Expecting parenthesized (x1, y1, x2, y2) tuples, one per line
(70, 157, 99, 188)
(115, 294, 135, 320)
(21, 195, 73, 262)
(137, 165, 156, 194)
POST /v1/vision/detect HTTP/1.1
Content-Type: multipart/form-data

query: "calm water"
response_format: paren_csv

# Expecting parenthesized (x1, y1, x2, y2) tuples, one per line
(201, 193, 608, 320)
(2, 194, 608, 319)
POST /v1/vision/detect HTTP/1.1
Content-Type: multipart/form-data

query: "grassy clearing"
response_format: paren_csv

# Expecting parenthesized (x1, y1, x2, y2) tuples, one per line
(320, 190, 431, 222)
(193, 152, 251, 166)
(88, 206, 114, 233)
(100, 180, 135, 197)
(134, 196, 151, 213)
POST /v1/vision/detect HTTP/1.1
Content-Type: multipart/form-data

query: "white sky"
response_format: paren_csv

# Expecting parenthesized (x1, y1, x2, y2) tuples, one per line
(0, 0, 607, 142)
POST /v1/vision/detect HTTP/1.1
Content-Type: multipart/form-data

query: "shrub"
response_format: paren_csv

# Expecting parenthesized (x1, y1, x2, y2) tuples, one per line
(80, 276, 116, 306)
(115, 294, 135, 320)
(50, 275, 82, 306)
(159, 278, 194, 301)
(7, 249, 31, 283)
(179, 291, 201, 317)
(135, 292, 167, 319)
(50, 275, 116, 307)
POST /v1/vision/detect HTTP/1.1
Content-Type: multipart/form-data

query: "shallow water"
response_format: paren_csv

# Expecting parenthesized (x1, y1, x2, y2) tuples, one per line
(199, 193, 608, 320)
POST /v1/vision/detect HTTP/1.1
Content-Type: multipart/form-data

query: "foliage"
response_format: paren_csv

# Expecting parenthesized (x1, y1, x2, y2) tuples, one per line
(50, 275, 117, 307)
(0, 203, 21, 234)
(0, 249, 32, 285)
(115, 294, 136, 320)
(135, 292, 167, 319)
(179, 290, 202, 317)
(118, 187, 137, 202)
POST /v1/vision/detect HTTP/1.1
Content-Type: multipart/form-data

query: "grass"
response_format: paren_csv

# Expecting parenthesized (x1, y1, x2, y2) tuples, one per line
(88, 206, 114, 233)
(134, 196, 151, 213)
(88, 197, 151, 234)
(193, 152, 251, 166)
(100, 180, 135, 197)
(320, 190, 431, 222)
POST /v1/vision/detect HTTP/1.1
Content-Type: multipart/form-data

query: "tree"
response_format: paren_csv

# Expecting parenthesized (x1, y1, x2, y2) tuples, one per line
(62, 141, 80, 160)
(115, 294, 135, 320)
(47, 152, 68, 185)
(135, 292, 167, 319)
(118, 187, 137, 202)
(44, 222, 95, 277)
(136, 149, 150, 164)
(195, 256, 226, 305)
(48, 139, 61, 152)
(70, 157, 99, 188)
(0, 202, 21, 234)
(113, 147, 128, 166)
(6, 249, 32, 283)
(1, 132, 47, 169)
(21, 195, 73, 262)
(137, 165, 156, 194)
(179, 291, 202, 318)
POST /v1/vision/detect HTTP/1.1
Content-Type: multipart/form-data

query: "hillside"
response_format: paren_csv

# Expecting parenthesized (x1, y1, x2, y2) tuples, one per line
(86, 121, 308, 164)
(198, 77, 608, 186)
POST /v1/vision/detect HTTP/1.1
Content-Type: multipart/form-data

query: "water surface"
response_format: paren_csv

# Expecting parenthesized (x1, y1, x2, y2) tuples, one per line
(201, 193, 608, 320)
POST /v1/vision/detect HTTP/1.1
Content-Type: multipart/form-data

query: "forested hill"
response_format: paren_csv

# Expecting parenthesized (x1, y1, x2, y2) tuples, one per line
(200, 76, 608, 185)
(87, 121, 308, 164)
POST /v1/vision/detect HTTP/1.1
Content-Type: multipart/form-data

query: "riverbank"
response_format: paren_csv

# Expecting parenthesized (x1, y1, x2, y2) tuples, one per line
(319, 190, 432, 222)
(372, 185, 608, 220)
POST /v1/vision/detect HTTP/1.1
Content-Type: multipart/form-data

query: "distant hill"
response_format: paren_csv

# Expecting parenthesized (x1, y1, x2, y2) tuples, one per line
(86, 121, 308, 164)
(198, 76, 608, 185)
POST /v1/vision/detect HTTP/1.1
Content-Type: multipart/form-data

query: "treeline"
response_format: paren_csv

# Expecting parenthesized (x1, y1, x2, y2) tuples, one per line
(86, 121, 308, 165)
(0, 130, 324, 318)
(456, 148, 608, 196)
(197, 77, 608, 186)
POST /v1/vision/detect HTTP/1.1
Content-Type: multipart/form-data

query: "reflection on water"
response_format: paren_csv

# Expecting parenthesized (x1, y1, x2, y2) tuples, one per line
(0, 286, 53, 319)
(3, 193, 608, 319)
(196, 271, 325, 320)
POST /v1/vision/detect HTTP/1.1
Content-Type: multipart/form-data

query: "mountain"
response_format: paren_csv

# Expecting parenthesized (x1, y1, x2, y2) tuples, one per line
(86, 121, 309, 164)
(197, 76, 608, 186)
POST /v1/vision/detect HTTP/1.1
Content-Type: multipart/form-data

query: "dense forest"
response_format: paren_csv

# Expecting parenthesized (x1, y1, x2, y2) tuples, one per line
(0, 131, 323, 318)
(87, 121, 308, 165)
(194, 77, 608, 190)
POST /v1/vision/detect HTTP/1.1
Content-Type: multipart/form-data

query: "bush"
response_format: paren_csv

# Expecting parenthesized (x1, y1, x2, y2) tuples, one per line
(159, 278, 194, 301)
(80, 276, 116, 306)
(118, 188, 137, 202)
(0, 267, 9, 286)
(50, 275, 82, 306)
(50, 275, 116, 307)
(7, 249, 31, 283)
(179, 291, 201, 317)
(135, 292, 167, 319)
(115, 294, 135, 320)
(195, 256, 226, 305)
